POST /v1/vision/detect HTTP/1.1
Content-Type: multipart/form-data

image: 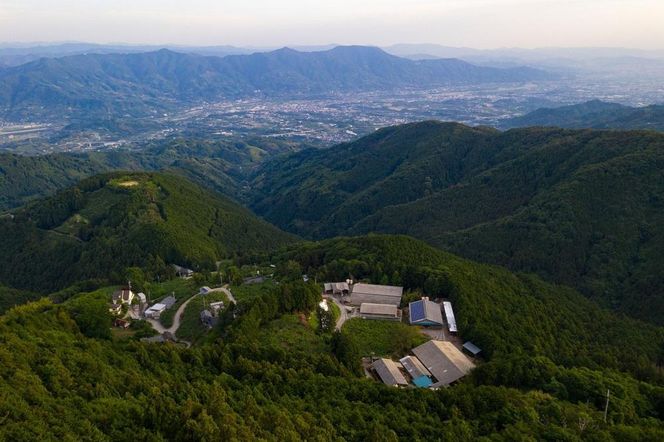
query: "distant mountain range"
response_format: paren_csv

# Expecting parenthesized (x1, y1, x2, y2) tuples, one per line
(502, 100, 664, 131)
(0, 46, 553, 119)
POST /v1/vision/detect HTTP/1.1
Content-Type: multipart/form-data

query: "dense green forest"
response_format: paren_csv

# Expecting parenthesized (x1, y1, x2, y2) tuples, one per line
(264, 235, 664, 381)
(249, 122, 664, 324)
(0, 234, 663, 440)
(0, 136, 302, 211)
(503, 100, 664, 131)
(0, 171, 294, 297)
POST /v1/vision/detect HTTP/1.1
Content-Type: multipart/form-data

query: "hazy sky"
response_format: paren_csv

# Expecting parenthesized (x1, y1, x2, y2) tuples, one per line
(1, 0, 663, 49)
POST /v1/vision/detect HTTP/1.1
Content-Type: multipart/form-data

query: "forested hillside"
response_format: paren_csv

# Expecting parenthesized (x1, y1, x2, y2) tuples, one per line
(504, 100, 664, 131)
(0, 136, 301, 211)
(1, 234, 663, 440)
(266, 235, 664, 380)
(250, 121, 664, 324)
(0, 172, 294, 295)
(0, 46, 552, 119)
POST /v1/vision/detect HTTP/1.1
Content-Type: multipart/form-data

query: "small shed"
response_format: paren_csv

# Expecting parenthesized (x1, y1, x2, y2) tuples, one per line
(200, 309, 217, 328)
(161, 295, 177, 309)
(463, 341, 482, 357)
(199, 286, 211, 295)
(144, 303, 167, 319)
(114, 319, 130, 329)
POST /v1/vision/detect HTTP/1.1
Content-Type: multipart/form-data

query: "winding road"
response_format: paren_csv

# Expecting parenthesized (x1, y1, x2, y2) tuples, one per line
(146, 293, 198, 336)
(145, 285, 236, 338)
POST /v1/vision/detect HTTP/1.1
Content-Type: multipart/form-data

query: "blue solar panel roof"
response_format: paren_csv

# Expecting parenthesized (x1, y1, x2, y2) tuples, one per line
(410, 300, 426, 322)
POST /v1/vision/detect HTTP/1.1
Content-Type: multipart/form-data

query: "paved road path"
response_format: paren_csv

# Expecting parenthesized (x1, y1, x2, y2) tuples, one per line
(145, 285, 235, 342)
(215, 286, 237, 304)
(146, 294, 198, 336)
(326, 295, 349, 331)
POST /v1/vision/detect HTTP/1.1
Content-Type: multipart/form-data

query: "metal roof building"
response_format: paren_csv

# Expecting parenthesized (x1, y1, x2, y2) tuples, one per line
(442, 301, 457, 333)
(372, 358, 408, 387)
(399, 355, 434, 388)
(359, 303, 401, 321)
(350, 283, 403, 306)
(412, 340, 475, 386)
(409, 299, 444, 327)
(463, 341, 482, 357)
(324, 282, 350, 295)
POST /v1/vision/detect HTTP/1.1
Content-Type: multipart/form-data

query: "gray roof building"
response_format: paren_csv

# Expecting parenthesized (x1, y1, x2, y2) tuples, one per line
(412, 340, 475, 386)
(161, 295, 177, 309)
(350, 283, 403, 306)
(372, 358, 408, 387)
(463, 341, 482, 357)
(399, 355, 431, 379)
(359, 303, 401, 320)
(409, 298, 444, 326)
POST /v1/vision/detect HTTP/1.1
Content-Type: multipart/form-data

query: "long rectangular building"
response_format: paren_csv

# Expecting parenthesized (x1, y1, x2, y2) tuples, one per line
(442, 301, 457, 333)
(359, 303, 401, 321)
(350, 283, 403, 306)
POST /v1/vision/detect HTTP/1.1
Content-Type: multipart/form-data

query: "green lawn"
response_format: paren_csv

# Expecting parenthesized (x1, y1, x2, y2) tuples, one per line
(176, 291, 228, 343)
(341, 318, 429, 358)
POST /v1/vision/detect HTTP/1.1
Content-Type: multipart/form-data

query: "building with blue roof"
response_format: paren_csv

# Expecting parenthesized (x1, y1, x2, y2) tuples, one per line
(409, 298, 444, 327)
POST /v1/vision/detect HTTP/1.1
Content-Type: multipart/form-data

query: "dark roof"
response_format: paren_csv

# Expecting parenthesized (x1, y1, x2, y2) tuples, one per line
(409, 299, 444, 325)
(161, 295, 176, 308)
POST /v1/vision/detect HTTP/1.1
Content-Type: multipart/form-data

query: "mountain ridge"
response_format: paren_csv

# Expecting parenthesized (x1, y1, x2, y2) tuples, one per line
(249, 121, 664, 324)
(0, 46, 554, 119)
(503, 100, 664, 130)
(0, 171, 295, 293)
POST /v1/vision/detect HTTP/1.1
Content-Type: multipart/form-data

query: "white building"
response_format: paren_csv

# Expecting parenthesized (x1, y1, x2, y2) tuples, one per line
(144, 303, 167, 319)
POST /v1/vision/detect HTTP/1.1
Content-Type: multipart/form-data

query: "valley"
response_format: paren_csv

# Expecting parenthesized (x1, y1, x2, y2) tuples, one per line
(0, 38, 663, 440)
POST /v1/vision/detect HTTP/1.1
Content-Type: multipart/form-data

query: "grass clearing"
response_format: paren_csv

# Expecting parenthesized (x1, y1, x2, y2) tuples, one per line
(341, 317, 429, 358)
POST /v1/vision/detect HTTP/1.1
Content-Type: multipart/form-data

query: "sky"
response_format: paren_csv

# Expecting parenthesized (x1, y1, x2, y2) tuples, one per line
(1, 0, 663, 49)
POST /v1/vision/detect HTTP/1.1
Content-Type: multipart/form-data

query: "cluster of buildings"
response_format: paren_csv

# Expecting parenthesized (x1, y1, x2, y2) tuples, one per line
(144, 295, 176, 319)
(371, 340, 476, 389)
(108, 285, 147, 316)
(200, 300, 225, 328)
(324, 280, 482, 389)
(108, 285, 177, 321)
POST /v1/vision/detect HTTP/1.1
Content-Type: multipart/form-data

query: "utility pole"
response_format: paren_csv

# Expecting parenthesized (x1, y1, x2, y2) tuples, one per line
(603, 389, 610, 423)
